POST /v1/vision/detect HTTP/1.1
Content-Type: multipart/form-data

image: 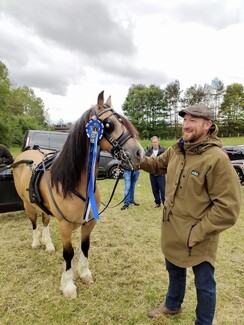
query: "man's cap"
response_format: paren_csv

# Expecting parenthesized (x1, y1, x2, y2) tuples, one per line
(178, 103, 214, 120)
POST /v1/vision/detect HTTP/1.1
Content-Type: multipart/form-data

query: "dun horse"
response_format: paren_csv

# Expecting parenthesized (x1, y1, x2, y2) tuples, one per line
(13, 91, 144, 299)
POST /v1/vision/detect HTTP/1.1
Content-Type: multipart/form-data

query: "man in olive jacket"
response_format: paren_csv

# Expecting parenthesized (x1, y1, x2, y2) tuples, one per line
(140, 104, 241, 324)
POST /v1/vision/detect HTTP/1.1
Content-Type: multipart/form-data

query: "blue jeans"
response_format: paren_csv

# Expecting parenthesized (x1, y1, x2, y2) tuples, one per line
(149, 174, 165, 204)
(165, 259, 216, 325)
(123, 169, 140, 206)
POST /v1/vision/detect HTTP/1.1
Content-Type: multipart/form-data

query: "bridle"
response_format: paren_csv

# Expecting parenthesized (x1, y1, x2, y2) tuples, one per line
(82, 105, 135, 222)
(93, 105, 134, 169)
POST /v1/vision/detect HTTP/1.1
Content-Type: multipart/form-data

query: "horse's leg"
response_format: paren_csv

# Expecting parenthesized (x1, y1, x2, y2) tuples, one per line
(41, 213, 55, 252)
(59, 221, 77, 299)
(24, 201, 41, 249)
(77, 219, 96, 284)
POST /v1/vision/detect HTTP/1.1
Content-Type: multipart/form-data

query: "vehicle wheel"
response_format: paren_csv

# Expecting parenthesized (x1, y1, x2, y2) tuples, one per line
(109, 165, 124, 179)
(235, 168, 244, 185)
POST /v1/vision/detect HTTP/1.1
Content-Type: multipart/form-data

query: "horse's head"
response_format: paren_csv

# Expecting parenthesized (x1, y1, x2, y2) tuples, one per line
(94, 91, 144, 168)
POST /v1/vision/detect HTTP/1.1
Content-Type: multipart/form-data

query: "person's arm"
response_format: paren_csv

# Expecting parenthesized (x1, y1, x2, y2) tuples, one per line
(0, 147, 14, 165)
(140, 148, 169, 175)
(189, 155, 241, 244)
(145, 147, 152, 157)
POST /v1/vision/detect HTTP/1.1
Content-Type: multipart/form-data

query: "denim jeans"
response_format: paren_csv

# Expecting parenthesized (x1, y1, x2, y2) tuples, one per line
(123, 169, 140, 206)
(149, 174, 165, 204)
(165, 259, 216, 325)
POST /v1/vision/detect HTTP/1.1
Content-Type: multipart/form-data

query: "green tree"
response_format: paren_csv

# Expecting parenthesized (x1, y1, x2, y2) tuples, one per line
(0, 61, 50, 146)
(210, 78, 225, 120)
(122, 84, 167, 138)
(0, 61, 11, 112)
(219, 83, 244, 133)
(0, 62, 12, 145)
(183, 84, 207, 105)
(164, 80, 182, 130)
(8, 86, 49, 126)
(122, 84, 146, 128)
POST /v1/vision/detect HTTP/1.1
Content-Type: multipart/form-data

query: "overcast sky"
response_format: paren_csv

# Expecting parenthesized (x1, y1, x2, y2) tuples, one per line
(0, 0, 243, 123)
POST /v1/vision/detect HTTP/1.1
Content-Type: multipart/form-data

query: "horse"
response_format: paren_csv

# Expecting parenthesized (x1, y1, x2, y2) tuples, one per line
(12, 91, 144, 299)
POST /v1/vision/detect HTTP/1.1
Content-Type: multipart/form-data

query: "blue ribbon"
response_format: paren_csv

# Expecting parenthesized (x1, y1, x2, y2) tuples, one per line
(85, 118, 104, 221)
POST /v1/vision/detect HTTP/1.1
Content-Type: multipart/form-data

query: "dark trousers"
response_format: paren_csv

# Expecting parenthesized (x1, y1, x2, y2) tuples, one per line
(165, 259, 216, 325)
(149, 174, 165, 204)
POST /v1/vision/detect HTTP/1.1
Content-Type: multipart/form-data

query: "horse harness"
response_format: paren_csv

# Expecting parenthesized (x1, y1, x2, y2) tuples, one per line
(28, 151, 57, 216)
(22, 106, 134, 224)
(94, 106, 134, 169)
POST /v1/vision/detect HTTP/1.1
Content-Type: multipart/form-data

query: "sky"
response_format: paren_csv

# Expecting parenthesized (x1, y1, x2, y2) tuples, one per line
(0, 0, 243, 124)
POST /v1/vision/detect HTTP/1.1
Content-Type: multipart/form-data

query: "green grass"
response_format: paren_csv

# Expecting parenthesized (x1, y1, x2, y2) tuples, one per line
(0, 172, 243, 324)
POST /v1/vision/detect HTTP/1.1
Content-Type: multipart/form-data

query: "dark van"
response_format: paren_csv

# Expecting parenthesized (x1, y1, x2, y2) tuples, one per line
(22, 130, 69, 151)
(21, 130, 122, 179)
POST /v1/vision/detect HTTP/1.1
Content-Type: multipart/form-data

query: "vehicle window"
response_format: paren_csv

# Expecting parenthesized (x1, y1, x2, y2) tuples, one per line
(50, 133, 69, 150)
(33, 132, 50, 148)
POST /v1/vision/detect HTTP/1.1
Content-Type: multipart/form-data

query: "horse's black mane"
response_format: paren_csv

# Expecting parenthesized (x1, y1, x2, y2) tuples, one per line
(51, 108, 91, 198)
(50, 107, 138, 198)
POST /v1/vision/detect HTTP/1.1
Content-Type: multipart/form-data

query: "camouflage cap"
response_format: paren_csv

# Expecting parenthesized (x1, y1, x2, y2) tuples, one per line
(179, 103, 214, 120)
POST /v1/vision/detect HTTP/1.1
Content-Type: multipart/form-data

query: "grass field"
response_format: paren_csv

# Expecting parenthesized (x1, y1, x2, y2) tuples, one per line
(0, 171, 243, 325)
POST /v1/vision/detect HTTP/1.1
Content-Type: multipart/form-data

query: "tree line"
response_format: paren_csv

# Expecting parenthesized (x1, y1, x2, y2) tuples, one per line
(0, 61, 243, 147)
(122, 80, 244, 139)
(0, 61, 50, 147)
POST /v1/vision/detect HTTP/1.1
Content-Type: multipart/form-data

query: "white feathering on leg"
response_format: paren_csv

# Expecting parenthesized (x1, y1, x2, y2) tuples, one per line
(60, 268, 77, 299)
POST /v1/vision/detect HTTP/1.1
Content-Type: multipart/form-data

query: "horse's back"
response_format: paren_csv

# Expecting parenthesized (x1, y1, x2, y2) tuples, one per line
(13, 150, 45, 199)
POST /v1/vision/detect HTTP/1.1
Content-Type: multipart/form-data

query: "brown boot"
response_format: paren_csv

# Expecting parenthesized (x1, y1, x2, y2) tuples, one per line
(147, 305, 182, 318)
(154, 203, 161, 208)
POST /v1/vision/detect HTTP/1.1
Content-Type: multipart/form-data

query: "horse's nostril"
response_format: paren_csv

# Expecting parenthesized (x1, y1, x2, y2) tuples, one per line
(136, 149, 141, 158)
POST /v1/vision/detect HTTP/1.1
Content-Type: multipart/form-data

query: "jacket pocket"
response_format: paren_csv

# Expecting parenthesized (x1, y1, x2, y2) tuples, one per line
(162, 206, 167, 222)
(187, 225, 195, 256)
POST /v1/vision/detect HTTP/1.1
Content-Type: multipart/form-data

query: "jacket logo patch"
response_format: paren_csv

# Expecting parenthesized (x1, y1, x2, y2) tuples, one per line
(191, 170, 199, 176)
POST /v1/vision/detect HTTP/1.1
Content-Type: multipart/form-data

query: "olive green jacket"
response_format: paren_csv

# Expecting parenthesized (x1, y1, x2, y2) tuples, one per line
(140, 125, 241, 267)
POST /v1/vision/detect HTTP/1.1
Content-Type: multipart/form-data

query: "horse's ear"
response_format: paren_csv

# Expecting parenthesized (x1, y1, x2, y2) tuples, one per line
(96, 91, 104, 112)
(105, 95, 111, 108)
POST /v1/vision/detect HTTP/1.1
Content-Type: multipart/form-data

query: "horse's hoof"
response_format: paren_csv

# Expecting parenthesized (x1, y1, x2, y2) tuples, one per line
(62, 285, 77, 299)
(45, 244, 55, 252)
(31, 243, 41, 249)
(81, 276, 94, 285)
